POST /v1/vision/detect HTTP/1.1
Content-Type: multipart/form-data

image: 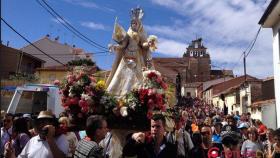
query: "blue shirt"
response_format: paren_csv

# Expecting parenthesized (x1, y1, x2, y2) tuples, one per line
(212, 134, 222, 144)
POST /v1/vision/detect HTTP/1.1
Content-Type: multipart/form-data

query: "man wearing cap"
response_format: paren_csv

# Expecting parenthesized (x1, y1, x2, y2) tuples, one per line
(238, 122, 249, 144)
(5, 110, 69, 158)
(212, 118, 223, 152)
(220, 125, 241, 158)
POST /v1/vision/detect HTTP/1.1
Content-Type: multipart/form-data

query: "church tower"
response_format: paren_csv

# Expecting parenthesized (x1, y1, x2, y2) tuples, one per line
(183, 38, 211, 83)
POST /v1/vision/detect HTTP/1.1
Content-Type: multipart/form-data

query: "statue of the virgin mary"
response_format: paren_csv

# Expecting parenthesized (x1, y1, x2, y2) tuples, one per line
(106, 7, 157, 97)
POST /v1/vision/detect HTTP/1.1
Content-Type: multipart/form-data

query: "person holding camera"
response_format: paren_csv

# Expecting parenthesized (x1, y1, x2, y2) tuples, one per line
(5, 110, 69, 158)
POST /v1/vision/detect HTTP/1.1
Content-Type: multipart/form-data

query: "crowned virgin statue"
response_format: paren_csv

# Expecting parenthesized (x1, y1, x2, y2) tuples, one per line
(106, 7, 158, 97)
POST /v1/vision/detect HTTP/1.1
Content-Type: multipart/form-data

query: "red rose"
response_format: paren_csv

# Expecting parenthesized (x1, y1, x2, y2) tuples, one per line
(70, 97, 79, 105)
(147, 72, 157, 79)
(156, 77, 162, 83)
(161, 82, 168, 90)
(81, 106, 89, 113)
(160, 104, 167, 112)
(53, 80, 60, 86)
(147, 99, 154, 109)
(79, 99, 88, 108)
(139, 89, 148, 103)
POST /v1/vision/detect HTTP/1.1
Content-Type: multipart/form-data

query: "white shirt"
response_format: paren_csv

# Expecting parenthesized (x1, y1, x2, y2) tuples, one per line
(18, 134, 69, 158)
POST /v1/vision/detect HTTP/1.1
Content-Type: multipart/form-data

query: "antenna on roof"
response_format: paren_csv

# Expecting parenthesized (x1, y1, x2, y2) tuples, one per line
(55, 36, 59, 41)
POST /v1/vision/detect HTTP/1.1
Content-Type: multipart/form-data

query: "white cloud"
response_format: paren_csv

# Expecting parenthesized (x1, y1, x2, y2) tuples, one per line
(80, 21, 107, 30)
(148, 0, 273, 78)
(156, 38, 186, 56)
(62, 0, 115, 12)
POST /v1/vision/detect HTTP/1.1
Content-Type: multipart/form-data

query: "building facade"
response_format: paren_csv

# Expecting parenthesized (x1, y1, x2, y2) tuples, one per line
(152, 38, 233, 85)
(259, 0, 280, 127)
(0, 44, 44, 78)
(21, 35, 93, 67)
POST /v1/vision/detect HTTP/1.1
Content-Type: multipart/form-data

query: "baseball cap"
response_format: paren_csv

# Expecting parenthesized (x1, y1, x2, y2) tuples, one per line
(23, 114, 32, 119)
(221, 125, 240, 147)
(238, 122, 249, 129)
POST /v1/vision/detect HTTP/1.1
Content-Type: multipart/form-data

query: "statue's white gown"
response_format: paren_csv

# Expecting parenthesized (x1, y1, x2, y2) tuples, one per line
(107, 32, 145, 97)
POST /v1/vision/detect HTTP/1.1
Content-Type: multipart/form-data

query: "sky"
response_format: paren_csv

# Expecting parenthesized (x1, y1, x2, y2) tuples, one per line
(2, 0, 273, 79)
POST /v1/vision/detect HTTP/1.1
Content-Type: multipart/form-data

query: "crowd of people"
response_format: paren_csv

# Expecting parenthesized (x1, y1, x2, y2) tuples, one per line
(1, 97, 280, 158)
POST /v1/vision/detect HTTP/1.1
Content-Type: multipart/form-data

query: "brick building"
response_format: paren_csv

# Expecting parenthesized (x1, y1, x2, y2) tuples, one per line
(0, 44, 44, 78)
(152, 38, 233, 85)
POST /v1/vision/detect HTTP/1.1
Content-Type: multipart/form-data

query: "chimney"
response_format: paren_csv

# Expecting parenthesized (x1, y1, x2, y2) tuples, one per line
(55, 36, 59, 41)
(7, 41, 9, 46)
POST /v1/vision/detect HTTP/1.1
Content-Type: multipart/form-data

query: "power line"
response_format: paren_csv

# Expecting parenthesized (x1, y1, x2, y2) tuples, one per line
(36, 0, 109, 52)
(245, 26, 261, 57)
(30, 51, 112, 56)
(230, 26, 262, 72)
(1, 17, 65, 66)
(40, 0, 108, 51)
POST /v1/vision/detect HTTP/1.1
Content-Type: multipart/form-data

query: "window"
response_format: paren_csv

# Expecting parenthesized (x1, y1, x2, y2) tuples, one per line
(195, 42, 198, 48)
(16, 91, 47, 114)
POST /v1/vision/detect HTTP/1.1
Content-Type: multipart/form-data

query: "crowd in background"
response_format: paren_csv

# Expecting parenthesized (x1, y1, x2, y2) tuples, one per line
(1, 97, 280, 158)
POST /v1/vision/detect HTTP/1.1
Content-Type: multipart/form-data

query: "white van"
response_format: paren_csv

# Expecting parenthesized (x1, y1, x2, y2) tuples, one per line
(7, 84, 64, 117)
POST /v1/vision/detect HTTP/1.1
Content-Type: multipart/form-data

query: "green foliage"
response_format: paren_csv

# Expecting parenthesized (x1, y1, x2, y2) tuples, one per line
(9, 73, 39, 81)
(67, 59, 97, 67)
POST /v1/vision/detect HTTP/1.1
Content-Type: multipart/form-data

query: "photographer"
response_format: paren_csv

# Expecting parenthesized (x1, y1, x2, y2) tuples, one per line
(5, 110, 69, 158)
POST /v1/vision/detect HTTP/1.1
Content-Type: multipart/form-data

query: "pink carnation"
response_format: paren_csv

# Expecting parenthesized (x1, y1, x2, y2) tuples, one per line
(53, 80, 60, 86)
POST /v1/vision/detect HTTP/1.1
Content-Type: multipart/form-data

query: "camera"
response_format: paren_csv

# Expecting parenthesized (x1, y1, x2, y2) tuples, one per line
(39, 128, 49, 139)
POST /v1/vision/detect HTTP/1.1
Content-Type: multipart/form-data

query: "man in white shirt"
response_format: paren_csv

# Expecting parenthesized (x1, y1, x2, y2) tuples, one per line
(5, 110, 69, 158)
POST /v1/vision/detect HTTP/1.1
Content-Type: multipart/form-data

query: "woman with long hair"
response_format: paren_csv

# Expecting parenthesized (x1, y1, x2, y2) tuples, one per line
(241, 127, 264, 158)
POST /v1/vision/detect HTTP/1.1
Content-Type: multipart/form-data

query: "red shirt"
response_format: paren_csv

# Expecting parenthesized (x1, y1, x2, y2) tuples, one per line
(258, 124, 267, 135)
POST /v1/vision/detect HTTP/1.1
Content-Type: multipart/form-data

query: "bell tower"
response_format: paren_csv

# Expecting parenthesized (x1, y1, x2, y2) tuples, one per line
(183, 38, 211, 82)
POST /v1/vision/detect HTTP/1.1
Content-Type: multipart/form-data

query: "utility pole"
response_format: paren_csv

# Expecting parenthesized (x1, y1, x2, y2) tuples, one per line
(243, 52, 247, 82)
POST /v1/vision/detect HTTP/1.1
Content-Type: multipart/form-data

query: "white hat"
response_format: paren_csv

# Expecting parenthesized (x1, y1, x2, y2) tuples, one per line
(23, 114, 31, 119)
(37, 110, 54, 119)
(238, 122, 249, 129)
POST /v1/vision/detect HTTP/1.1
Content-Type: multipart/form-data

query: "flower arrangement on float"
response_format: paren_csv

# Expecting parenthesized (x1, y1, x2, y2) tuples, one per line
(58, 66, 117, 116)
(119, 70, 169, 120)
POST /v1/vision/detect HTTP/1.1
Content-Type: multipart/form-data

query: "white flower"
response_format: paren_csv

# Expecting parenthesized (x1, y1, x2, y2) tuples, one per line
(130, 103, 137, 110)
(157, 89, 164, 94)
(69, 93, 74, 97)
(77, 80, 82, 85)
(120, 107, 128, 117)
(81, 93, 91, 101)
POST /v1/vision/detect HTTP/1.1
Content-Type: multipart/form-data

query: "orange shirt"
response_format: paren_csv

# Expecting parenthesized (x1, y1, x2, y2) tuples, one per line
(191, 123, 199, 132)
